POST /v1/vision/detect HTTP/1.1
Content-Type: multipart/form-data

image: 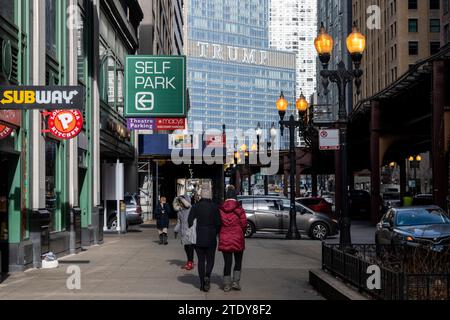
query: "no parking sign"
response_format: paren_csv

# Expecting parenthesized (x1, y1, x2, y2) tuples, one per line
(319, 129, 340, 150)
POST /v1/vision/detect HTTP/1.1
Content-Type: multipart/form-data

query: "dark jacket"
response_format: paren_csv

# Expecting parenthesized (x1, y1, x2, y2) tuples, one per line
(218, 199, 247, 252)
(154, 202, 171, 229)
(188, 199, 221, 248)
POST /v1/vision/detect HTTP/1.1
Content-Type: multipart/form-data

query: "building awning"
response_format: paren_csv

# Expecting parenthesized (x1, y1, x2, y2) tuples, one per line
(347, 43, 450, 172)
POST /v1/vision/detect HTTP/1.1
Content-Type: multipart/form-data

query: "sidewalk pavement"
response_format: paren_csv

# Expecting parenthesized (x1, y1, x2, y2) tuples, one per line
(0, 225, 324, 300)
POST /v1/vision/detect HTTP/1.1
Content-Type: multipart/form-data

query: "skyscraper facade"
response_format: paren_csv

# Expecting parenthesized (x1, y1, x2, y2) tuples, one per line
(315, 0, 353, 122)
(185, 0, 296, 132)
(269, 0, 317, 99)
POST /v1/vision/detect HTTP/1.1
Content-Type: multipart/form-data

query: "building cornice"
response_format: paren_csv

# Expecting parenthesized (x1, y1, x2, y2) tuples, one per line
(101, 0, 143, 52)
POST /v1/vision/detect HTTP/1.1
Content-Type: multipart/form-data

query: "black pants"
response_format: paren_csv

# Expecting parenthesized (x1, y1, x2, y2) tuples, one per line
(195, 246, 216, 280)
(222, 251, 243, 276)
(184, 245, 194, 262)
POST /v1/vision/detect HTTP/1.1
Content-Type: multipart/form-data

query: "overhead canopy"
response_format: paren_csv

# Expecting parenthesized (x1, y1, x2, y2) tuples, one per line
(349, 43, 450, 171)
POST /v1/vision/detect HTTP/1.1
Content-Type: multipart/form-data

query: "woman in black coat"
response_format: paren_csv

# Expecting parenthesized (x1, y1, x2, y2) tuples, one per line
(188, 189, 221, 292)
(154, 196, 172, 245)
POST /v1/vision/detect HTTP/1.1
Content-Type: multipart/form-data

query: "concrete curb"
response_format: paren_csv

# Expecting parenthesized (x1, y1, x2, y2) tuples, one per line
(309, 269, 370, 300)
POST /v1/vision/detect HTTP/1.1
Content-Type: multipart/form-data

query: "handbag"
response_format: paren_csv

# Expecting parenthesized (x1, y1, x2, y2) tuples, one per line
(186, 218, 197, 245)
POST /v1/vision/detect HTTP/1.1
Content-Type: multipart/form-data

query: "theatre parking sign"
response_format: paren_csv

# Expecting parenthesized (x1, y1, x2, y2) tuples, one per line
(125, 56, 186, 118)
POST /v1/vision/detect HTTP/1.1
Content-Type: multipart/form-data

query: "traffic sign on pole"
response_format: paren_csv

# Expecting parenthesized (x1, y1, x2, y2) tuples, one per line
(319, 129, 340, 150)
(125, 56, 186, 118)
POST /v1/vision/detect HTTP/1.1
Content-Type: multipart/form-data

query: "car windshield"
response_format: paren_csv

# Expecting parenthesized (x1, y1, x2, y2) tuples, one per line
(396, 208, 450, 226)
(124, 195, 137, 205)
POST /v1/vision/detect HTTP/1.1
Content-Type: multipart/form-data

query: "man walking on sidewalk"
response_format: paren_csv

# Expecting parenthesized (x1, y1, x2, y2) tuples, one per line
(154, 196, 171, 245)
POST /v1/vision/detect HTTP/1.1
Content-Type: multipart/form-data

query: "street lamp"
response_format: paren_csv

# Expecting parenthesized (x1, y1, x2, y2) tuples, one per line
(315, 22, 366, 247)
(409, 155, 422, 195)
(276, 92, 312, 240)
(239, 144, 251, 195)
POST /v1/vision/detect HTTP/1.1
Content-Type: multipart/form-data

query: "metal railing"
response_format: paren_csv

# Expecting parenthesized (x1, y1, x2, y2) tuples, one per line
(322, 243, 450, 300)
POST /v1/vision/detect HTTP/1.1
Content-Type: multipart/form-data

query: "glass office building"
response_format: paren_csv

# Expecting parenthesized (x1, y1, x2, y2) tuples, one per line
(185, 0, 296, 133)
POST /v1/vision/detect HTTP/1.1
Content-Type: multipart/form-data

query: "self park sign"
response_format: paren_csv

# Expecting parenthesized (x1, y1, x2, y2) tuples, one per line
(125, 56, 186, 118)
(0, 86, 85, 110)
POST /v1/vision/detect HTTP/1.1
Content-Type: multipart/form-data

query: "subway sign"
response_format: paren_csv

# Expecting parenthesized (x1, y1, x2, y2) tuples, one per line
(0, 86, 85, 110)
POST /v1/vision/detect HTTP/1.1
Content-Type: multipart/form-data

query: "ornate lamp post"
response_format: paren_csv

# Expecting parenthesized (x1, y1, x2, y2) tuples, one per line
(238, 144, 251, 195)
(409, 155, 422, 195)
(276, 92, 311, 240)
(315, 22, 366, 246)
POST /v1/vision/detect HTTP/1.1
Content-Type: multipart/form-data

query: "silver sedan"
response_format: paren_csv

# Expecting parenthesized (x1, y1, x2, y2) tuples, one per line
(238, 196, 339, 240)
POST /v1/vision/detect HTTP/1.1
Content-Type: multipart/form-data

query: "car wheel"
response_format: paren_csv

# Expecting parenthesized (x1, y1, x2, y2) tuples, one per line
(245, 221, 256, 238)
(310, 222, 329, 240)
(108, 217, 118, 230)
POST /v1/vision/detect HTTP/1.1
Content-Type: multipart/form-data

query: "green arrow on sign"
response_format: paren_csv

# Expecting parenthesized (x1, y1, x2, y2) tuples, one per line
(125, 56, 186, 118)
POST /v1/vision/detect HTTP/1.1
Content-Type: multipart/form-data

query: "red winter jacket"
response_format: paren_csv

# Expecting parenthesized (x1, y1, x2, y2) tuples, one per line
(218, 199, 247, 253)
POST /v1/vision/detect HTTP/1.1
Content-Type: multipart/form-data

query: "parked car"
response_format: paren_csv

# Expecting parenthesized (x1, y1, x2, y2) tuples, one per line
(381, 192, 401, 213)
(375, 206, 450, 251)
(413, 194, 434, 206)
(296, 197, 333, 216)
(238, 195, 339, 240)
(107, 193, 143, 229)
(349, 190, 371, 219)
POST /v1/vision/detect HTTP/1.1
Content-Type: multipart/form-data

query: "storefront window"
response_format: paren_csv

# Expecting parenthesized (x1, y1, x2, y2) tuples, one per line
(0, 0, 15, 23)
(45, 139, 57, 232)
(46, 0, 57, 57)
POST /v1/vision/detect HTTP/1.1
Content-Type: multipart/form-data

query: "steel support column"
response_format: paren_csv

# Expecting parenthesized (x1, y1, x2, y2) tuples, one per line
(432, 60, 446, 209)
(370, 100, 381, 225)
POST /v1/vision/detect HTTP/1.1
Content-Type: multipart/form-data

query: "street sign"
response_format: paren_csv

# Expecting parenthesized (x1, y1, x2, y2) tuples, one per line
(156, 118, 185, 130)
(0, 86, 85, 110)
(127, 118, 155, 130)
(319, 129, 340, 150)
(125, 56, 186, 118)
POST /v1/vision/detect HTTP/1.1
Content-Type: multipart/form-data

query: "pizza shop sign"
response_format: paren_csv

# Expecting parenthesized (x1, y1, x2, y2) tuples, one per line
(46, 110, 83, 140)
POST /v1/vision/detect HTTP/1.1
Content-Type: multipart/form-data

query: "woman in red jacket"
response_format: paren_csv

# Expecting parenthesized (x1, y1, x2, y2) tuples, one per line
(218, 186, 247, 292)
